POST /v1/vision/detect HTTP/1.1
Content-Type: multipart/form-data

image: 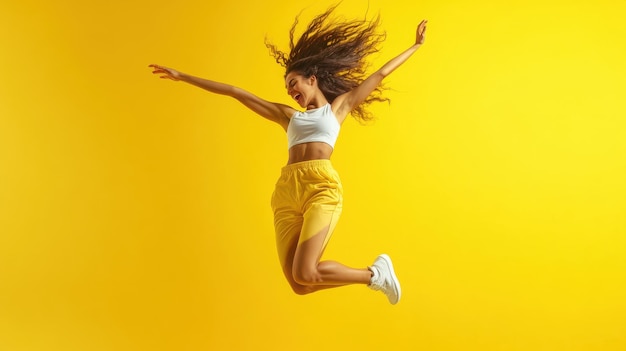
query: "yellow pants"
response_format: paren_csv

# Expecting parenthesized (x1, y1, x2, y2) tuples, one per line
(271, 160, 343, 268)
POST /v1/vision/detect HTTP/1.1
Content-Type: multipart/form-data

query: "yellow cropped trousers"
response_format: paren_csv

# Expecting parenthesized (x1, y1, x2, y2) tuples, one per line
(271, 160, 343, 268)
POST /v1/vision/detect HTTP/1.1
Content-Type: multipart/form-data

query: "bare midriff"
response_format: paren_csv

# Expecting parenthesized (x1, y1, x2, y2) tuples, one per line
(287, 142, 334, 165)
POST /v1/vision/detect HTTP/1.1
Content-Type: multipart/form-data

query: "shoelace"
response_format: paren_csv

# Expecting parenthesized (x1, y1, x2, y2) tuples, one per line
(369, 273, 387, 292)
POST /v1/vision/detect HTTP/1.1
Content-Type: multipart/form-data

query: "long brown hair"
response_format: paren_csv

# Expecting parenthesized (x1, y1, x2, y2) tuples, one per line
(265, 4, 387, 122)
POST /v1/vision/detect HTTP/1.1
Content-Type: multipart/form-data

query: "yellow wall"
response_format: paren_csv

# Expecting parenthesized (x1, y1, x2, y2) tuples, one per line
(1, 0, 625, 350)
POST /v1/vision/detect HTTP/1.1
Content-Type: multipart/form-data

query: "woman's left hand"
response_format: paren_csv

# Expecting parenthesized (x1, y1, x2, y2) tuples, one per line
(416, 20, 428, 45)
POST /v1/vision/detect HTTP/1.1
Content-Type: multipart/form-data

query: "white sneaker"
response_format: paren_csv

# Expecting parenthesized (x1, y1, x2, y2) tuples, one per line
(368, 254, 401, 304)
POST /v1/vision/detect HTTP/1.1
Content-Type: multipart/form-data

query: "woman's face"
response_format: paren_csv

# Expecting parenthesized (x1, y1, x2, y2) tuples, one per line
(285, 71, 316, 108)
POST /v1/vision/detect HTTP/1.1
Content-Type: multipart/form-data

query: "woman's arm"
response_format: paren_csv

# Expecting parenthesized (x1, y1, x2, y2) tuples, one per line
(149, 65, 295, 130)
(333, 20, 428, 122)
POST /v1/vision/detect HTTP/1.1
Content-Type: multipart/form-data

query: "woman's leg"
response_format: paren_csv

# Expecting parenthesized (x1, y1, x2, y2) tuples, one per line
(288, 203, 401, 304)
(283, 220, 401, 305)
(272, 160, 400, 302)
(280, 231, 359, 295)
(291, 203, 372, 287)
(292, 229, 373, 286)
(274, 207, 351, 294)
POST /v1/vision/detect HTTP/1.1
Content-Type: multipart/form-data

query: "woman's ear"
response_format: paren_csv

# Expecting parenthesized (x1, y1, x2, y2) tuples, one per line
(308, 75, 317, 86)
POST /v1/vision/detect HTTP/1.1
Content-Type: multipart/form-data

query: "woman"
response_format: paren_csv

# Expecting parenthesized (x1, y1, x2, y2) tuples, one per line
(150, 5, 427, 305)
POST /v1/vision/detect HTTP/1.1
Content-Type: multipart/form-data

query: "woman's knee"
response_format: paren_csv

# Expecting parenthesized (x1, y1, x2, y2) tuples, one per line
(281, 262, 317, 295)
(292, 265, 321, 286)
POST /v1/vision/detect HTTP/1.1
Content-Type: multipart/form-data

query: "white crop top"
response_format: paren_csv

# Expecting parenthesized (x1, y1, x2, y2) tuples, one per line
(287, 104, 341, 149)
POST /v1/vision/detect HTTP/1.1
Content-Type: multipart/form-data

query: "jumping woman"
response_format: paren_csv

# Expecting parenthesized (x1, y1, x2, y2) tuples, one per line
(150, 5, 427, 304)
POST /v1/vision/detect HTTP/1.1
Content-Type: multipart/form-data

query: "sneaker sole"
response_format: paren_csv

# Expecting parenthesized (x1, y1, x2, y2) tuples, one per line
(379, 254, 401, 304)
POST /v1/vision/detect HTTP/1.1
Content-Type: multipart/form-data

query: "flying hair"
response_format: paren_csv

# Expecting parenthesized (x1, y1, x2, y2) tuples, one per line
(265, 3, 388, 122)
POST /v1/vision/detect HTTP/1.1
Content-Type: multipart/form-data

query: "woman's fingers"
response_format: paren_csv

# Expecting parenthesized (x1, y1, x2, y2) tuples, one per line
(415, 20, 427, 44)
(149, 64, 170, 74)
(149, 64, 177, 80)
(418, 20, 427, 34)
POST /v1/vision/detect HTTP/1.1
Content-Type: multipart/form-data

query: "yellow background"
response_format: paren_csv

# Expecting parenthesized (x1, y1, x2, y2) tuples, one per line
(1, 0, 625, 350)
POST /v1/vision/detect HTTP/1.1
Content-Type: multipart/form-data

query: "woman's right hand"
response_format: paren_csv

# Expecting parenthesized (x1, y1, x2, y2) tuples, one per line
(149, 64, 181, 81)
